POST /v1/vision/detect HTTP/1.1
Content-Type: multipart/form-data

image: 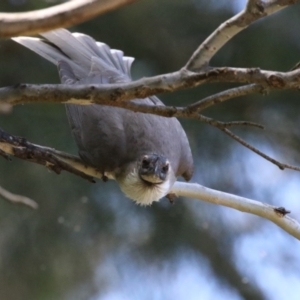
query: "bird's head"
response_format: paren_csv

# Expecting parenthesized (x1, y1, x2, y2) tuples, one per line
(139, 154, 170, 184)
(116, 154, 176, 205)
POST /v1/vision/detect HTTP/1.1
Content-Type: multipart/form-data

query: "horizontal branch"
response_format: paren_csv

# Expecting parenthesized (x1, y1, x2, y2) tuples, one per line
(0, 127, 299, 239)
(0, 0, 138, 38)
(1, 67, 300, 108)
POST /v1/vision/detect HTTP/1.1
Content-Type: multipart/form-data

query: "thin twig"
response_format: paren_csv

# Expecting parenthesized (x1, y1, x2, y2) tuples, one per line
(186, 84, 265, 113)
(220, 121, 264, 129)
(0, 185, 38, 209)
(0, 0, 138, 38)
(190, 114, 264, 130)
(220, 127, 300, 172)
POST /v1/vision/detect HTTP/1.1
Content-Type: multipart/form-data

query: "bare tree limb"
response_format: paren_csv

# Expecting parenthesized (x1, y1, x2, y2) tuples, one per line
(0, 185, 38, 209)
(171, 182, 300, 240)
(0, 127, 299, 239)
(187, 84, 265, 113)
(1, 68, 300, 107)
(0, 0, 138, 38)
(0, 129, 101, 182)
(185, 0, 300, 71)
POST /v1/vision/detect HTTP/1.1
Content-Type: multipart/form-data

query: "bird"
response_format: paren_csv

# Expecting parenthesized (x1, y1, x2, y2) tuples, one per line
(12, 29, 194, 205)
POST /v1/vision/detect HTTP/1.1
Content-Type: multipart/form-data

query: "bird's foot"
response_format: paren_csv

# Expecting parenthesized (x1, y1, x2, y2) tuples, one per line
(166, 193, 177, 204)
(101, 174, 108, 182)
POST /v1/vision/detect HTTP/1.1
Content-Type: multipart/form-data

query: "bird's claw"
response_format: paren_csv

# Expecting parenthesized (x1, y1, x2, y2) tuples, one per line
(166, 193, 177, 204)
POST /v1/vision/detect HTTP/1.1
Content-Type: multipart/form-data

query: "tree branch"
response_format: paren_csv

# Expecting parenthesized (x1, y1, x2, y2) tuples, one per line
(187, 84, 265, 113)
(185, 0, 300, 71)
(2, 66, 300, 174)
(171, 182, 300, 240)
(0, 127, 299, 239)
(0, 128, 103, 181)
(0, 185, 38, 209)
(1, 68, 300, 107)
(219, 128, 300, 172)
(0, 0, 138, 38)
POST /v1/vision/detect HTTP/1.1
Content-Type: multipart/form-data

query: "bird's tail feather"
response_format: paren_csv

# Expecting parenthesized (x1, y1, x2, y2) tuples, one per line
(12, 29, 134, 80)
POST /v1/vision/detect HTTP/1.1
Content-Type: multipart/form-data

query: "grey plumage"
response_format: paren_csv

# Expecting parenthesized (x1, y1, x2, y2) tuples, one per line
(12, 29, 193, 205)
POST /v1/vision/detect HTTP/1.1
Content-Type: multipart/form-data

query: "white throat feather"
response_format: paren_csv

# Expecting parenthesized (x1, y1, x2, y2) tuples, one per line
(117, 167, 175, 206)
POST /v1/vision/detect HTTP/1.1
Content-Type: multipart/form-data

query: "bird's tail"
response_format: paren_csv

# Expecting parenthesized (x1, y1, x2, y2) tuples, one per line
(12, 29, 134, 81)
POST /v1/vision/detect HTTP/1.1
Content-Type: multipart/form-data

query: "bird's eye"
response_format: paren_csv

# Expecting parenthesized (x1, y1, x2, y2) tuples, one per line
(162, 164, 169, 172)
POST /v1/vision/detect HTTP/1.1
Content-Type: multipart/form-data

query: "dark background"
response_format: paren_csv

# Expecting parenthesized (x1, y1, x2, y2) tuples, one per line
(0, 0, 300, 299)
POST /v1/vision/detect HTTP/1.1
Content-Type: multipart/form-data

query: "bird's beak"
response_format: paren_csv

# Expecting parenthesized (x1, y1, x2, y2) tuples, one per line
(139, 155, 169, 184)
(140, 169, 164, 184)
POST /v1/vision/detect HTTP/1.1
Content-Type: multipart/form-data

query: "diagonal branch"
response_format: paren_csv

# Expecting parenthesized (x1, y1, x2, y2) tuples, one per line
(0, 128, 102, 182)
(186, 84, 265, 113)
(0, 0, 138, 38)
(1, 67, 300, 107)
(171, 182, 300, 240)
(185, 0, 300, 71)
(219, 128, 300, 172)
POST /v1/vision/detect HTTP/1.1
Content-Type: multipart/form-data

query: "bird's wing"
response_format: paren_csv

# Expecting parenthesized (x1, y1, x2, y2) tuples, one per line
(13, 29, 134, 172)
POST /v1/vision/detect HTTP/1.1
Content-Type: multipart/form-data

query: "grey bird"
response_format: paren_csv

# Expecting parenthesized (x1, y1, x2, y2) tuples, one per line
(12, 29, 193, 205)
